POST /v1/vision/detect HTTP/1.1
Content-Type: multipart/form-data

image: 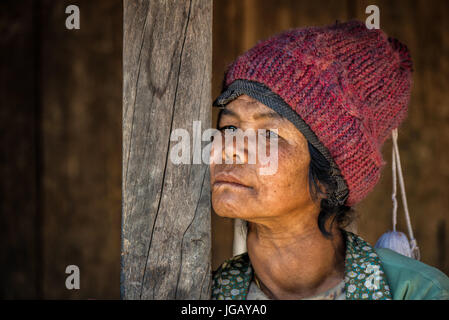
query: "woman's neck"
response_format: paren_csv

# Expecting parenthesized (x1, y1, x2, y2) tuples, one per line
(246, 209, 346, 300)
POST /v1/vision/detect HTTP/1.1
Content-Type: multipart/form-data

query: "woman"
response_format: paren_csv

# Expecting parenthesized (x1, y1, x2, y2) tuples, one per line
(209, 20, 449, 300)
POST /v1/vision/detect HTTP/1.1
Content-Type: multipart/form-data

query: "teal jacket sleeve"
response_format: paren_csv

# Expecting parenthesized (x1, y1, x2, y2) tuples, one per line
(375, 248, 449, 300)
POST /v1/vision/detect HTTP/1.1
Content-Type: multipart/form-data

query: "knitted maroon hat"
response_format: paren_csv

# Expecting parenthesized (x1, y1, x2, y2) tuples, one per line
(213, 20, 413, 206)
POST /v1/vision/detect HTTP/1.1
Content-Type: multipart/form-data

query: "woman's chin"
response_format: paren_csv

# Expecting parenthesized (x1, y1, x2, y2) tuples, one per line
(212, 196, 252, 219)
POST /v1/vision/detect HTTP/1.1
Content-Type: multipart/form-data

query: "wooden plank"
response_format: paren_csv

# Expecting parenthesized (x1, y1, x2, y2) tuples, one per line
(122, 0, 212, 299)
(39, 0, 122, 298)
(0, 0, 39, 299)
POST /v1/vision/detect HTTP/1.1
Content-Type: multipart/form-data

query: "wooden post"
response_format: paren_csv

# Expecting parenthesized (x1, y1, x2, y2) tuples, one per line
(122, 0, 212, 299)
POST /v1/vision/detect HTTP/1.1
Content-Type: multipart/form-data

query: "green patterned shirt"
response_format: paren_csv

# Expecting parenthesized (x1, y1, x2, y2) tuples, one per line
(211, 230, 449, 300)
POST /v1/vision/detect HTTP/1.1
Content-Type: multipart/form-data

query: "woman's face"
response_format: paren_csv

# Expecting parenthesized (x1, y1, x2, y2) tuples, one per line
(210, 94, 319, 222)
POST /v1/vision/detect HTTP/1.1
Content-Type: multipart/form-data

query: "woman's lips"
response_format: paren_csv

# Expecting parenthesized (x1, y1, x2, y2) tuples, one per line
(213, 181, 251, 189)
(213, 173, 252, 189)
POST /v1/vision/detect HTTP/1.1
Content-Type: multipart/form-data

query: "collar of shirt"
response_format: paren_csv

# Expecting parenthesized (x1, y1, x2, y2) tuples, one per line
(211, 230, 392, 300)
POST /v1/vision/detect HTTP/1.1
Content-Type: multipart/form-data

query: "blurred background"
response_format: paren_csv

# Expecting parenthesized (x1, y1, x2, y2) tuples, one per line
(1, 0, 122, 299)
(1, 0, 448, 299)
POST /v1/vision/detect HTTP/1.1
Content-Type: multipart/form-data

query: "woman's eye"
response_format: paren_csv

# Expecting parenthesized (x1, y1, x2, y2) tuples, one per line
(217, 126, 280, 139)
(218, 125, 238, 133)
(263, 129, 279, 139)
(211, 126, 235, 141)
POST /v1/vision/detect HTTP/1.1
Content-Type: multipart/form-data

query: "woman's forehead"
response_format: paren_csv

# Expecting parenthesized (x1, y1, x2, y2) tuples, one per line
(219, 94, 308, 145)
(222, 95, 285, 122)
(230, 94, 265, 109)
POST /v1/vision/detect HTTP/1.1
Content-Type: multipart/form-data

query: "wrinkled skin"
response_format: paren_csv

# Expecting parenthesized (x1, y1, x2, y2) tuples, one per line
(210, 94, 345, 300)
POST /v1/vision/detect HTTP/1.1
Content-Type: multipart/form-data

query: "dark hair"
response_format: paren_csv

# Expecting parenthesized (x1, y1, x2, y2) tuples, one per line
(307, 141, 355, 238)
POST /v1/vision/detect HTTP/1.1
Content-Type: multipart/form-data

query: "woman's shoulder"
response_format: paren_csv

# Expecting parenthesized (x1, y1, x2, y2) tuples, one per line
(375, 247, 449, 300)
(211, 252, 252, 300)
(212, 252, 251, 279)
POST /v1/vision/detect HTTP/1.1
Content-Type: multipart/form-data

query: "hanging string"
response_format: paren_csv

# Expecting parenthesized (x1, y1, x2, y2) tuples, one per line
(391, 141, 398, 232)
(391, 128, 421, 260)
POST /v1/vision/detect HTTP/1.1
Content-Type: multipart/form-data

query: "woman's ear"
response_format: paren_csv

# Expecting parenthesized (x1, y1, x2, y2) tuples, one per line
(309, 178, 326, 208)
(315, 180, 328, 200)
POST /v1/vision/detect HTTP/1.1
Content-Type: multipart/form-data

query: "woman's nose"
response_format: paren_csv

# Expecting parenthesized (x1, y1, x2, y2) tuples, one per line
(223, 134, 243, 164)
(209, 128, 258, 165)
(221, 128, 255, 165)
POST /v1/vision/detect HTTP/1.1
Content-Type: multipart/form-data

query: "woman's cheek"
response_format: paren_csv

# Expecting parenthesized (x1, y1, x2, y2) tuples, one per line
(261, 145, 308, 194)
(255, 139, 281, 176)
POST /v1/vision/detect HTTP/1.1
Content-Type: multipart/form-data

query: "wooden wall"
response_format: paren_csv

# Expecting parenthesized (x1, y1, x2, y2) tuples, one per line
(1, 0, 122, 298)
(39, 0, 122, 299)
(212, 0, 449, 276)
(1, 0, 40, 299)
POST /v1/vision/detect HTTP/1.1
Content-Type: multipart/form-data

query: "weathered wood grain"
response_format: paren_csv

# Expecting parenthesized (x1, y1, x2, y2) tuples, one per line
(122, 0, 212, 299)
